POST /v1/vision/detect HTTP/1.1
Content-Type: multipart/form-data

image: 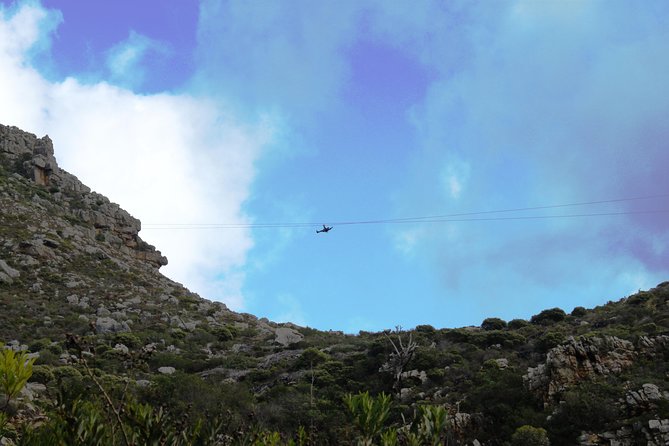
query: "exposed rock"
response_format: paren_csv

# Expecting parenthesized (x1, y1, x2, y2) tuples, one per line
(623, 383, 667, 414)
(0, 259, 20, 284)
(113, 343, 129, 354)
(493, 358, 509, 369)
(0, 124, 167, 269)
(400, 369, 429, 384)
(259, 350, 302, 368)
(158, 366, 176, 375)
(579, 419, 669, 445)
(95, 317, 130, 334)
(274, 326, 304, 347)
(525, 335, 637, 404)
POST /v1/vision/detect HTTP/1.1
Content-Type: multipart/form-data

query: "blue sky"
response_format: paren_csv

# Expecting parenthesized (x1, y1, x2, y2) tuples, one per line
(1, 0, 668, 332)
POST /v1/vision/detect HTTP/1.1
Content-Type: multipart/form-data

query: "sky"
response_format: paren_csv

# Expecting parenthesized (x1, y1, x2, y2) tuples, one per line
(0, 0, 667, 333)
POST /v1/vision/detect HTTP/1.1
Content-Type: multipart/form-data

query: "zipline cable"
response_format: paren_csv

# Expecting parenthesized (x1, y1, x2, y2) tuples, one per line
(142, 193, 669, 230)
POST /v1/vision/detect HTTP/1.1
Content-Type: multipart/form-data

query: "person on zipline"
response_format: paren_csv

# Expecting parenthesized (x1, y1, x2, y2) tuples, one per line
(316, 225, 332, 234)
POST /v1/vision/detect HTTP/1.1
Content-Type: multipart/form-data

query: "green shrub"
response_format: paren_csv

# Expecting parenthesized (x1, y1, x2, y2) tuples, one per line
(531, 308, 566, 325)
(511, 425, 550, 446)
(627, 291, 651, 306)
(52, 365, 83, 381)
(113, 333, 141, 349)
(344, 391, 391, 445)
(508, 319, 529, 329)
(296, 347, 329, 368)
(0, 343, 36, 409)
(415, 325, 436, 334)
(570, 306, 587, 317)
(30, 365, 55, 384)
(28, 338, 51, 353)
(481, 318, 507, 331)
(537, 331, 565, 353)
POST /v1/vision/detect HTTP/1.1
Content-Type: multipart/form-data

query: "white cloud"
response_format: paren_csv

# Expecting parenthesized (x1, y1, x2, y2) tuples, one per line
(106, 30, 169, 89)
(0, 3, 273, 310)
(440, 160, 470, 200)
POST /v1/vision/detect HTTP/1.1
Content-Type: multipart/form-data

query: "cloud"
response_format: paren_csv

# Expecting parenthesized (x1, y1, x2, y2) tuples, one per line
(0, 1, 273, 310)
(195, 0, 362, 120)
(374, 0, 669, 317)
(105, 30, 169, 89)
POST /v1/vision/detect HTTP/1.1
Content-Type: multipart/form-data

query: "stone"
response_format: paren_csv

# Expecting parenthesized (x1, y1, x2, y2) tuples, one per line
(95, 317, 130, 334)
(494, 358, 509, 369)
(649, 419, 661, 430)
(97, 306, 111, 317)
(158, 366, 176, 375)
(0, 259, 20, 279)
(525, 335, 637, 403)
(274, 327, 304, 347)
(113, 343, 129, 354)
(642, 383, 662, 401)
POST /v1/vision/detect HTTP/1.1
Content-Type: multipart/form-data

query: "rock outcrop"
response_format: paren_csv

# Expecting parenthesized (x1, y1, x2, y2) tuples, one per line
(0, 124, 167, 268)
(525, 335, 642, 404)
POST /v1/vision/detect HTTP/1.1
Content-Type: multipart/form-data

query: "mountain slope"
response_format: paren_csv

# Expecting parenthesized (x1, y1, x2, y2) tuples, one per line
(1, 123, 668, 445)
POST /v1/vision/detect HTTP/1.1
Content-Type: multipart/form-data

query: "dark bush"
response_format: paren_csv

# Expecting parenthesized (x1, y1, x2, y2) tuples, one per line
(481, 318, 507, 331)
(511, 425, 549, 446)
(536, 331, 565, 353)
(627, 292, 651, 306)
(508, 319, 530, 329)
(531, 308, 566, 325)
(571, 306, 587, 317)
(31, 365, 55, 384)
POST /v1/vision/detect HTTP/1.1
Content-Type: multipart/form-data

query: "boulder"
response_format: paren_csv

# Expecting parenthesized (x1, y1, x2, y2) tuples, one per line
(274, 327, 304, 347)
(95, 317, 130, 334)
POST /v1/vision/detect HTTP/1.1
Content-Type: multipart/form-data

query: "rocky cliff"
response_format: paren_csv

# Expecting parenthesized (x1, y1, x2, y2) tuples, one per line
(0, 124, 167, 269)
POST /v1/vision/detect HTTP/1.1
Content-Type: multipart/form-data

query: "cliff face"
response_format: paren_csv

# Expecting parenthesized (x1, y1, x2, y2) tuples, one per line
(0, 124, 167, 268)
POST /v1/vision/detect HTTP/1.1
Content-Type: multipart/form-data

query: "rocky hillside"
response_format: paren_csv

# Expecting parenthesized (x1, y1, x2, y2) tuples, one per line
(1, 124, 668, 445)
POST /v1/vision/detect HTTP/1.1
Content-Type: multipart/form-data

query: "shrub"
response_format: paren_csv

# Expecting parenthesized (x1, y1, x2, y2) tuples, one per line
(113, 333, 141, 349)
(415, 325, 436, 334)
(537, 331, 565, 353)
(52, 365, 83, 381)
(627, 291, 651, 306)
(481, 318, 507, 331)
(30, 365, 55, 384)
(28, 338, 51, 353)
(508, 319, 529, 329)
(511, 425, 550, 446)
(344, 391, 391, 444)
(570, 306, 587, 317)
(531, 308, 566, 325)
(0, 343, 36, 409)
(212, 325, 236, 342)
(296, 348, 329, 368)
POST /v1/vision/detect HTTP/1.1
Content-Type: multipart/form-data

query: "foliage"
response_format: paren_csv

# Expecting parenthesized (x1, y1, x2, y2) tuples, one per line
(530, 308, 567, 325)
(511, 425, 550, 446)
(507, 318, 530, 329)
(0, 344, 36, 410)
(570, 306, 587, 317)
(548, 381, 621, 444)
(481, 317, 507, 331)
(344, 391, 392, 445)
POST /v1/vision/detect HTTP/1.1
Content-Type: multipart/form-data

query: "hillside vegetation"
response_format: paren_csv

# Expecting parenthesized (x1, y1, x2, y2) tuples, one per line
(1, 124, 668, 445)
